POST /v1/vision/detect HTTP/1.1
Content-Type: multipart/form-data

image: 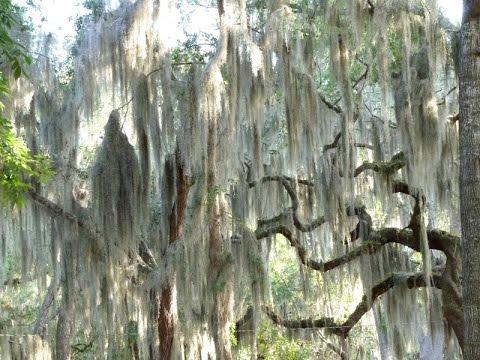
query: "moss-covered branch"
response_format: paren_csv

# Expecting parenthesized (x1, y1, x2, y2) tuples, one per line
(251, 175, 326, 234)
(33, 274, 61, 337)
(27, 190, 96, 236)
(319, 93, 343, 114)
(248, 175, 313, 189)
(264, 271, 443, 337)
(354, 152, 406, 177)
(251, 169, 462, 346)
(352, 60, 369, 90)
(256, 224, 324, 270)
(256, 219, 459, 273)
(323, 131, 374, 152)
(28, 190, 161, 271)
(263, 305, 342, 336)
(253, 172, 459, 273)
(323, 132, 343, 151)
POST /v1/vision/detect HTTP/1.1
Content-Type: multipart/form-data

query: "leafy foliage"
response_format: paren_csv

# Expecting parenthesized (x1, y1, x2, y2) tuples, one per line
(0, 254, 42, 330)
(83, 0, 105, 19)
(257, 322, 312, 360)
(0, 0, 31, 79)
(0, 0, 54, 206)
(0, 78, 54, 206)
(270, 239, 305, 310)
(71, 0, 106, 56)
(0, 281, 41, 328)
(170, 34, 211, 72)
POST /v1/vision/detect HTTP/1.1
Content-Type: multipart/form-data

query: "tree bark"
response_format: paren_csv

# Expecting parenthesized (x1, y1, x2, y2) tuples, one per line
(157, 285, 174, 359)
(158, 151, 190, 359)
(460, 1, 480, 358)
(55, 308, 71, 360)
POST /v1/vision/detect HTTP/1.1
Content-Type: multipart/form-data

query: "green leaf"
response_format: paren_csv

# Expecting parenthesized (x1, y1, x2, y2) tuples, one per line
(13, 64, 21, 79)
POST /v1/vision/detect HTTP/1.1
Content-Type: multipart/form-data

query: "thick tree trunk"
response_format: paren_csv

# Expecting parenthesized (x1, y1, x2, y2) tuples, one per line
(460, 1, 480, 358)
(158, 151, 190, 359)
(157, 285, 174, 359)
(55, 308, 71, 360)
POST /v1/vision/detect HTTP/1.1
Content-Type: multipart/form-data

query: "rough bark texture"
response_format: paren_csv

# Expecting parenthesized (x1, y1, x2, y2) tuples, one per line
(157, 285, 174, 359)
(158, 151, 190, 359)
(460, 1, 480, 358)
(168, 150, 190, 245)
(55, 308, 71, 360)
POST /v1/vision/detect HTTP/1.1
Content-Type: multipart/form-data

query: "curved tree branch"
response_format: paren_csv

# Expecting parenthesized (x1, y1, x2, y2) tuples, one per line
(252, 167, 459, 272)
(250, 160, 463, 347)
(251, 175, 326, 234)
(363, 102, 398, 129)
(319, 93, 343, 114)
(354, 151, 406, 177)
(27, 190, 93, 231)
(367, 0, 374, 15)
(323, 132, 343, 151)
(264, 271, 442, 337)
(351, 61, 369, 90)
(323, 131, 374, 152)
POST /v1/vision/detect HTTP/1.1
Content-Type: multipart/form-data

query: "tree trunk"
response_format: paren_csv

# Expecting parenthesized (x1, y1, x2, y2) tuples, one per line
(158, 150, 190, 359)
(157, 284, 174, 359)
(56, 308, 71, 360)
(460, 1, 480, 358)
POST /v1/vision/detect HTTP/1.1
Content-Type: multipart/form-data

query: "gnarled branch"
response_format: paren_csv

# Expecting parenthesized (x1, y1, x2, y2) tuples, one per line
(27, 190, 92, 232)
(354, 151, 406, 177)
(251, 175, 326, 234)
(319, 93, 343, 114)
(264, 271, 442, 337)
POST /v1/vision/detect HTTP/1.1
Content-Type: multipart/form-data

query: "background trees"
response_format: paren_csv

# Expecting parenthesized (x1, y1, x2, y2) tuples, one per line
(0, 0, 464, 358)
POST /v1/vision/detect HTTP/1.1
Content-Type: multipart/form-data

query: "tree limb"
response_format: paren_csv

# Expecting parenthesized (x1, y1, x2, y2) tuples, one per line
(319, 93, 343, 114)
(323, 132, 343, 152)
(448, 113, 460, 123)
(437, 86, 457, 105)
(33, 274, 61, 338)
(252, 175, 326, 236)
(27, 190, 91, 230)
(354, 151, 406, 177)
(351, 62, 369, 90)
(367, 0, 374, 15)
(252, 170, 459, 273)
(248, 175, 313, 188)
(263, 305, 342, 336)
(256, 224, 324, 270)
(363, 102, 398, 129)
(341, 271, 442, 336)
(138, 240, 158, 271)
(252, 171, 462, 346)
(391, 179, 426, 238)
(323, 131, 374, 152)
(256, 219, 458, 274)
(264, 271, 442, 337)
